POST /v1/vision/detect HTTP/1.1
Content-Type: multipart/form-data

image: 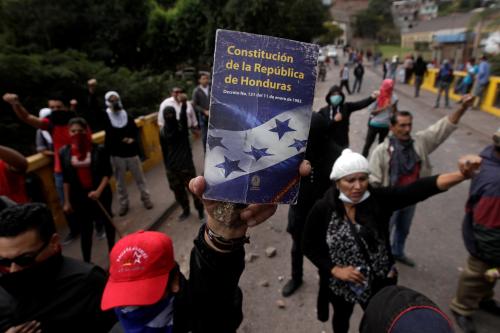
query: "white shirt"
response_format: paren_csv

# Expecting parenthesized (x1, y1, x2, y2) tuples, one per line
(158, 96, 198, 128)
(341, 67, 349, 80)
(201, 85, 209, 97)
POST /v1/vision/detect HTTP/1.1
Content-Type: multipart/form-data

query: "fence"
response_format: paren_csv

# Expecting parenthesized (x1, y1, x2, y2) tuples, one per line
(26, 113, 163, 227)
(420, 68, 500, 117)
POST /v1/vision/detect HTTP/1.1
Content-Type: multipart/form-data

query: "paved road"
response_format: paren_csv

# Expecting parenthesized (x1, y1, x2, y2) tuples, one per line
(63, 57, 500, 332)
(158, 61, 499, 333)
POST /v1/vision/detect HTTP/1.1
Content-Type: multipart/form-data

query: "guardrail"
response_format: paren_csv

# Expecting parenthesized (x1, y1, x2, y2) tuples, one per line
(26, 113, 163, 227)
(420, 68, 500, 117)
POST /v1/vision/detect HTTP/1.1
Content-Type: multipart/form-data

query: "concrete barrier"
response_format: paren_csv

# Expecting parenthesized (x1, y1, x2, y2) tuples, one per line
(420, 68, 500, 117)
(27, 113, 163, 227)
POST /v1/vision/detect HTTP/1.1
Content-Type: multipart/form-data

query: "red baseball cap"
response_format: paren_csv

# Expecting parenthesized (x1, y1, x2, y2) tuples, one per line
(101, 230, 175, 311)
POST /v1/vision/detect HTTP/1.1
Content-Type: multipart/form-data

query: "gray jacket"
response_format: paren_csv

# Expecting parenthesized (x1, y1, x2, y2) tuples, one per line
(369, 116, 458, 187)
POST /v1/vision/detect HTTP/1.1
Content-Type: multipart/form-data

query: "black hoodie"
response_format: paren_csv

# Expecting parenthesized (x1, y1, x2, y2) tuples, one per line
(318, 86, 374, 148)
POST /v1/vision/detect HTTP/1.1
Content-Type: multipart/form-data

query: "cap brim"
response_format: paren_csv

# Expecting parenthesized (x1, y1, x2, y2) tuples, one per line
(101, 273, 169, 311)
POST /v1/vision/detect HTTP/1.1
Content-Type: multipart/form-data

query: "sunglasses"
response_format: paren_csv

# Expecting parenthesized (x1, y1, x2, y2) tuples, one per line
(0, 241, 48, 268)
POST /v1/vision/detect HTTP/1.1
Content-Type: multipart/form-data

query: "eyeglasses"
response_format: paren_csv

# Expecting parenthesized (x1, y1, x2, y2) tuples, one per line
(0, 241, 49, 268)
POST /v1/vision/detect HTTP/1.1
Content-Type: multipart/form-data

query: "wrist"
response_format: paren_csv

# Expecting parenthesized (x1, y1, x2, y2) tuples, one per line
(207, 215, 248, 239)
(204, 223, 249, 252)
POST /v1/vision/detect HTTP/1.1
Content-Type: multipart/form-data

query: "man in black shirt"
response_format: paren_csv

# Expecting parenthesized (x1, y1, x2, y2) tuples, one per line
(0, 203, 116, 333)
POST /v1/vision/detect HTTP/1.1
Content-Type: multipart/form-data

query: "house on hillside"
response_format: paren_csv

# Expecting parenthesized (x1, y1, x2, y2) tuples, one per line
(401, 12, 475, 64)
(329, 0, 370, 45)
(392, 0, 439, 32)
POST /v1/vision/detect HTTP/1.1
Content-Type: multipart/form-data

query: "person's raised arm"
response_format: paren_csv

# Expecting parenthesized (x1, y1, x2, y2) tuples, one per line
(2, 94, 45, 129)
(0, 145, 28, 173)
(436, 154, 481, 190)
(449, 94, 474, 125)
(381, 154, 481, 212)
(345, 90, 379, 114)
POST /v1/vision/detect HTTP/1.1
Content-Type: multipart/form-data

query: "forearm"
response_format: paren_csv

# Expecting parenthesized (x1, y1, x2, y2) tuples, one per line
(63, 183, 71, 204)
(436, 171, 466, 191)
(0, 146, 28, 173)
(96, 176, 109, 194)
(448, 105, 467, 124)
(12, 103, 44, 128)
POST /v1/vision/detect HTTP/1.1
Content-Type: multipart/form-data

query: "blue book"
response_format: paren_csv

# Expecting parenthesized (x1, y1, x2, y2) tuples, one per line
(204, 30, 319, 204)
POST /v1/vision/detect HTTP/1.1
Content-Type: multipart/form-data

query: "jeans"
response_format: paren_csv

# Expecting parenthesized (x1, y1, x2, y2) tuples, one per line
(54, 172, 80, 236)
(340, 79, 351, 94)
(414, 75, 423, 97)
(435, 81, 450, 107)
(362, 125, 389, 157)
(390, 204, 417, 257)
(111, 155, 151, 208)
(352, 77, 363, 93)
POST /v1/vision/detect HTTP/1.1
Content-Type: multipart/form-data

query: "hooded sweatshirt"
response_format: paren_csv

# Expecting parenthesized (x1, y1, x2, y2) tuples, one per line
(102, 91, 140, 158)
(318, 85, 375, 148)
(159, 106, 195, 171)
(462, 145, 500, 265)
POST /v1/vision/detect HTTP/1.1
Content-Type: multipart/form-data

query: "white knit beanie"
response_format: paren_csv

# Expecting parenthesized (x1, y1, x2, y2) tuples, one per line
(330, 149, 370, 180)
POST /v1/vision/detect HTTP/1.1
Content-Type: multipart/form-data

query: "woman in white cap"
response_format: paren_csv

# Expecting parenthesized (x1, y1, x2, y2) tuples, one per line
(303, 148, 481, 333)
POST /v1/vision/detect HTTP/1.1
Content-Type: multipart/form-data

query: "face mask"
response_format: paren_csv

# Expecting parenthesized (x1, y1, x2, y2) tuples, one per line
(330, 95, 342, 106)
(116, 294, 175, 333)
(111, 101, 122, 111)
(339, 190, 370, 204)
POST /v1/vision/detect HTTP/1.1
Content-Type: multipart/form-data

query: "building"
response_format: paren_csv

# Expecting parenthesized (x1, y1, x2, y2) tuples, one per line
(401, 12, 475, 64)
(329, 0, 370, 44)
(392, 0, 439, 32)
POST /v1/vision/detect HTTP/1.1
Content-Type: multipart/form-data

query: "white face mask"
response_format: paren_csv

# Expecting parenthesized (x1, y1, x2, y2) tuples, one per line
(338, 190, 370, 204)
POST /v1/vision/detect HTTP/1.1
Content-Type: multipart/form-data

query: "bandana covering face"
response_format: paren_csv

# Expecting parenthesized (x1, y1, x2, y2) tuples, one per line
(115, 294, 175, 333)
(70, 133, 93, 189)
(377, 79, 394, 108)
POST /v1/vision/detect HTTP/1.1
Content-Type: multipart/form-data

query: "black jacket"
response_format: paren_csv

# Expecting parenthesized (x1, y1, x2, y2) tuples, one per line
(354, 64, 365, 78)
(414, 59, 427, 77)
(102, 113, 140, 158)
(303, 175, 443, 276)
(60, 144, 113, 202)
(287, 112, 342, 235)
(319, 86, 374, 148)
(112, 225, 244, 333)
(0, 254, 116, 333)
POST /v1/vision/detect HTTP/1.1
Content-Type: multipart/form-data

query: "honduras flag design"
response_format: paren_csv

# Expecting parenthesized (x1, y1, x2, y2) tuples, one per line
(204, 30, 319, 204)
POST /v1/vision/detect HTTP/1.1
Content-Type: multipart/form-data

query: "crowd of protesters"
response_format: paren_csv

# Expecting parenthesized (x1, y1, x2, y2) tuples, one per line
(0, 50, 498, 333)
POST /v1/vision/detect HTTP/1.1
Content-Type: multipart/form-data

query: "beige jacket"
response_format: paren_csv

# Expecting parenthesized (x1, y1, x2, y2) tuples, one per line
(369, 116, 458, 187)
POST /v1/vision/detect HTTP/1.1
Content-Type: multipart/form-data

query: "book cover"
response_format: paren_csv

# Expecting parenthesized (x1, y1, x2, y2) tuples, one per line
(203, 29, 319, 204)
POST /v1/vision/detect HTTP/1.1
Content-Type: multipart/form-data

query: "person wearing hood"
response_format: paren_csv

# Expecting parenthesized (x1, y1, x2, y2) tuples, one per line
(59, 118, 115, 263)
(361, 79, 398, 157)
(360, 286, 453, 333)
(434, 59, 454, 108)
(302, 148, 480, 333)
(159, 106, 204, 221)
(450, 129, 500, 333)
(369, 95, 474, 267)
(352, 61, 365, 93)
(318, 85, 379, 149)
(102, 91, 153, 217)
